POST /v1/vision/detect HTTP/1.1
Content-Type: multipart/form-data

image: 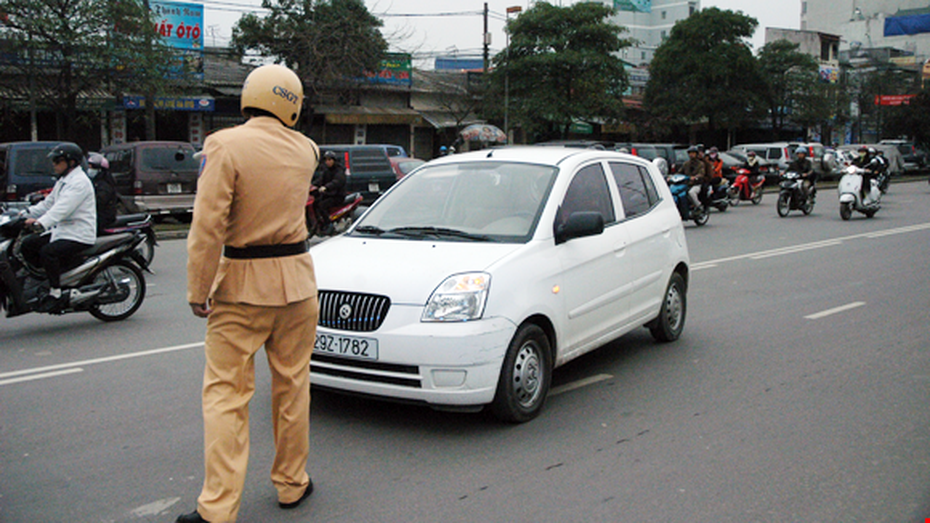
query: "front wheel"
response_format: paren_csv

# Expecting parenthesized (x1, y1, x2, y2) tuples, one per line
(840, 202, 852, 221)
(692, 205, 709, 226)
(777, 193, 790, 217)
(89, 260, 146, 322)
(648, 272, 687, 342)
(727, 186, 740, 207)
(489, 324, 552, 423)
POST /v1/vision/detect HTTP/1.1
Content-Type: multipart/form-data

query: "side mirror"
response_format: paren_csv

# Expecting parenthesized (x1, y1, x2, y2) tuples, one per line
(652, 157, 669, 176)
(555, 211, 604, 245)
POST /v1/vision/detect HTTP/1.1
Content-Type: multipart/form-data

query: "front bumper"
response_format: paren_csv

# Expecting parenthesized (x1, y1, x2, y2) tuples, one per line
(310, 304, 517, 407)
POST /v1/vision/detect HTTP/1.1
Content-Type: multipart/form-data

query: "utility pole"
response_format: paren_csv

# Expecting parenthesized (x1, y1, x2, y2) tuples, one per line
(483, 3, 489, 74)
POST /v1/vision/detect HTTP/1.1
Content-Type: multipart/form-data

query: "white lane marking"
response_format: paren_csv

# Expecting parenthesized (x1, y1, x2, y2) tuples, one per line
(695, 222, 930, 269)
(0, 342, 203, 380)
(131, 497, 181, 517)
(550, 374, 613, 396)
(0, 368, 83, 386)
(805, 301, 866, 320)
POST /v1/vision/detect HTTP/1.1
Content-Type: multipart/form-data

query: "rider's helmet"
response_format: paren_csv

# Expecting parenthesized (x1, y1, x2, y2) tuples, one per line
(87, 152, 109, 170)
(687, 145, 699, 154)
(709, 146, 719, 158)
(618, 147, 630, 154)
(323, 150, 337, 161)
(240, 64, 303, 127)
(747, 150, 756, 157)
(868, 147, 877, 155)
(795, 148, 808, 157)
(439, 146, 448, 155)
(47, 143, 84, 166)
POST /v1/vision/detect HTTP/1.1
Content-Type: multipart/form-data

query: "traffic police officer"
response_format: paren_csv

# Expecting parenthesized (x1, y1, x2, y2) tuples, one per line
(179, 64, 320, 523)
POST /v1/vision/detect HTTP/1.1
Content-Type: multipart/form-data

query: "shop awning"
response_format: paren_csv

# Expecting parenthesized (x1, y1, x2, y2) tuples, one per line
(418, 111, 482, 129)
(316, 106, 422, 125)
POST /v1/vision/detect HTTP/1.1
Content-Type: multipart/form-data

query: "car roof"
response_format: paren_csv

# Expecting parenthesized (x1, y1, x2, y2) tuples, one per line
(427, 145, 647, 168)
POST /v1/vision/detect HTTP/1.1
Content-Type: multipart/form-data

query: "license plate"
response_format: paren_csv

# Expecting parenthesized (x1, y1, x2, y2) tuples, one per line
(314, 333, 378, 360)
(368, 182, 380, 193)
(167, 183, 182, 194)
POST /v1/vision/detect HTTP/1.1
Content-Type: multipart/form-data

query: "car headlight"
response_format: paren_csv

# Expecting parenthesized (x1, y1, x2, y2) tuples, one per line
(422, 272, 491, 322)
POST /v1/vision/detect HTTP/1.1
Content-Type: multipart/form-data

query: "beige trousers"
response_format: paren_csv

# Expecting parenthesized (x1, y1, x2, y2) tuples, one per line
(196, 297, 318, 522)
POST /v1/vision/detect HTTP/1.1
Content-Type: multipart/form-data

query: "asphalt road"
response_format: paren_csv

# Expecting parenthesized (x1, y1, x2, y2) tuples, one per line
(2, 180, 929, 522)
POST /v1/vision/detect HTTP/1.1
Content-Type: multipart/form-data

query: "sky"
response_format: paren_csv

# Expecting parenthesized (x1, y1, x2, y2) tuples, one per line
(199, 0, 801, 62)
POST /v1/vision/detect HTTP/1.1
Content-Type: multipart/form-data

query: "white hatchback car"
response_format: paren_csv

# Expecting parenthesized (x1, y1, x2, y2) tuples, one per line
(309, 146, 690, 422)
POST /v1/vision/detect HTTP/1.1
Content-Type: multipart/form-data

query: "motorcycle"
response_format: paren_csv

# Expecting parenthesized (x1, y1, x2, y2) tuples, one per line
(0, 206, 147, 321)
(305, 187, 364, 237)
(776, 171, 815, 217)
(703, 179, 730, 212)
(838, 165, 881, 220)
(727, 168, 764, 206)
(666, 174, 709, 226)
(25, 187, 156, 268)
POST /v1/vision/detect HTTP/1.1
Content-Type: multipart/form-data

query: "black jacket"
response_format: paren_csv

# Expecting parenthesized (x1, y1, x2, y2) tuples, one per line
(313, 163, 347, 198)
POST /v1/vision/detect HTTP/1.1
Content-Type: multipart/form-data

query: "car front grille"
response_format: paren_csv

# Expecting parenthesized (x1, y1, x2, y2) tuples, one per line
(318, 290, 390, 332)
(311, 353, 421, 388)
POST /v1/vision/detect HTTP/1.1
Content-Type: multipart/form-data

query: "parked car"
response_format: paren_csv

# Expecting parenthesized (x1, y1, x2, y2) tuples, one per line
(317, 145, 398, 204)
(880, 139, 923, 172)
(308, 146, 691, 422)
(370, 144, 408, 158)
(1, 141, 82, 203)
(389, 156, 425, 180)
(101, 141, 200, 219)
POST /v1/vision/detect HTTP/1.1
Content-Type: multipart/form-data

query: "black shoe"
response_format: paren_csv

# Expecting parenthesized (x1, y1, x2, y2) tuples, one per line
(36, 293, 67, 313)
(279, 480, 314, 510)
(176, 510, 210, 523)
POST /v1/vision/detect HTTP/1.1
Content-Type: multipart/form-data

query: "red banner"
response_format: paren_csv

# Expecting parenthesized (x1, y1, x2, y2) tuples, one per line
(874, 94, 916, 106)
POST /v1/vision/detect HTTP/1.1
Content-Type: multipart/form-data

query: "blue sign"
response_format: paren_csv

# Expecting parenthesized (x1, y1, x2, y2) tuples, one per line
(615, 0, 651, 13)
(123, 95, 214, 112)
(151, 1, 204, 51)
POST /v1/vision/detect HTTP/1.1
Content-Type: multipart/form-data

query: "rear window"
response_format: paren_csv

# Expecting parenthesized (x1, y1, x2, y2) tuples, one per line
(140, 147, 199, 172)
(11, 148, 56, 177)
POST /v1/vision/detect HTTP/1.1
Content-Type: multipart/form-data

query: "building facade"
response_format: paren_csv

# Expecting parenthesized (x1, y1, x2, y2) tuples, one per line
(608, 0, 700, 66)
(802, 0, 930, 58)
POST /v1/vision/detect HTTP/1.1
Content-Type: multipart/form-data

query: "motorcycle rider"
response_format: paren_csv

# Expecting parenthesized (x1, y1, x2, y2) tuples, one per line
(707, 146, 725, 199)
(744, 150, 761, 178)
(786, 148, 815, 200)
(87, 153, 119, 234)
(311, 150, 347, 232)
(681, 146, 707, 211)
(21, 143, 97, 312)
(852, 146, 877, 200)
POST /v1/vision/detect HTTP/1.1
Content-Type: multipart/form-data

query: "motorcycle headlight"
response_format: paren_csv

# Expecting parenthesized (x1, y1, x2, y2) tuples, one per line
(422, 272, 490, 322)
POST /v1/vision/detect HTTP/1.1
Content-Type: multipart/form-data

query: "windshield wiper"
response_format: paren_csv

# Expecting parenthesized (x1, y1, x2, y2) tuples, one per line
(353, 225, 385, 236)
(387, 226, 493, 242)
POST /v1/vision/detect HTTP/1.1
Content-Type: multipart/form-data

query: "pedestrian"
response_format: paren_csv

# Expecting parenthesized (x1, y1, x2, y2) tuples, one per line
(20, 143, 97, 312)
(178, 63, 320, 523)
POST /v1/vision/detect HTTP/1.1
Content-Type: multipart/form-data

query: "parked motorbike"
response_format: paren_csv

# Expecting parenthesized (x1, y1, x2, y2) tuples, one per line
(776, 171, 815, 217)
(727, 168, 764, 206)
(0, 206, 147, 321)
(838, 165, 881, 220)
(666, 174, 709, 226)
(306, 188, 364, 237)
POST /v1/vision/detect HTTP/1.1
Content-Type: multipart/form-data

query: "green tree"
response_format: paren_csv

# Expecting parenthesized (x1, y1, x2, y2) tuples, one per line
(645, 7, 765, 144)
(231, 0, 387, 113)
(756, 39, 819, 136)
(0, 0, 171, 141)
(486, 1, 632, 141)
(884, 88, 930, 148)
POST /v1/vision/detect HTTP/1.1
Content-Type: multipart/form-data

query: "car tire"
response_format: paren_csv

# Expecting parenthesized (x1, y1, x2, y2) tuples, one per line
(648, 272, 687, 343)
(489, 324, 552, 423)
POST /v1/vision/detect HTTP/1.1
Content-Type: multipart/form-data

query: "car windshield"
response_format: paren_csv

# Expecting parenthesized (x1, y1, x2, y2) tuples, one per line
(140, 147, 199, 171)
(352, 161, 558, 243)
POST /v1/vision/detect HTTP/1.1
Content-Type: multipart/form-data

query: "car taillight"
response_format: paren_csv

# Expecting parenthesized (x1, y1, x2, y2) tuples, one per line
(343, 152, 351, 176)
(5, 184, 16, 200)
(133, 180, 143, 195)
(631, 147, 638, 156)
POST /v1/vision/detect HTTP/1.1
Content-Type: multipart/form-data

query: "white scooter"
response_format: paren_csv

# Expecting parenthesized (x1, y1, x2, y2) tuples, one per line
(838, 165, 881, 220)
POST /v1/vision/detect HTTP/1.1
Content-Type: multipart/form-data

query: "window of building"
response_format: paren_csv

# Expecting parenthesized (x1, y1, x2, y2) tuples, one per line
(661, 10, 667, 20)
(689, 2, 697, 16)
(661, 30, 667, 40)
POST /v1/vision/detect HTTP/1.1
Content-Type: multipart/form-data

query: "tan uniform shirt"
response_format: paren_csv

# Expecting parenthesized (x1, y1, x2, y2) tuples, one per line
(187, 116, 320, 306)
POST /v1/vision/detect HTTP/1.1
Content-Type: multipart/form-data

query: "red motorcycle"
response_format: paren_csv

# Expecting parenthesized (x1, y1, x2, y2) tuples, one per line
(306, 187, 363, 237)
(727, 168, 764, 206)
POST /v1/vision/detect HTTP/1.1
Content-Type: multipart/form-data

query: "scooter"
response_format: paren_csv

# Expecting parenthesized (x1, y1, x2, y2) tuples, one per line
(838, 165, 881, 220)
(306, 188, 364, 237)
(24, 188, 156, 268)
(776, 171, 815, 217)
(727, 168, 764, 206)
(0, 206, 147, 321)
(704, 179, 730, 212)
(666, 174, 709, 226)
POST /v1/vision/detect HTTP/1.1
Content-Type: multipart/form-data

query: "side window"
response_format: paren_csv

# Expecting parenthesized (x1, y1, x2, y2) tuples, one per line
(608, 162, 652, 219)
(638, 166, 660, 206)
(108, 150, 132, 176)
(559, 163, 615, 227)
(768, 147, 780, 161)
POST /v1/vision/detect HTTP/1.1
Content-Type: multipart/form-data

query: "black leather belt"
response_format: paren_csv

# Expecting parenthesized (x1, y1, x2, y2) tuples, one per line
(224, 242, 307, 259)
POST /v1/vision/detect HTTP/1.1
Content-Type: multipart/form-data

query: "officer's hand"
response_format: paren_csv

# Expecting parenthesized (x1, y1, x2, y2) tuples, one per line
(25, 219, 44, 234)
(190, 301, 213, 318)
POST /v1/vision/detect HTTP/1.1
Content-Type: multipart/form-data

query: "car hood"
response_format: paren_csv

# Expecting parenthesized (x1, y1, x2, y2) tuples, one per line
(309, 236, 522, 305)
